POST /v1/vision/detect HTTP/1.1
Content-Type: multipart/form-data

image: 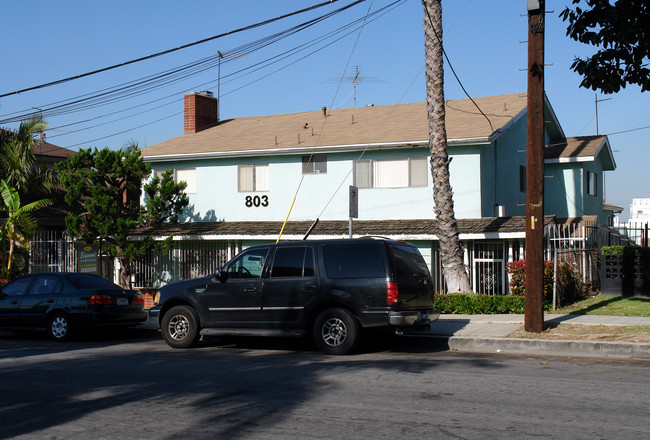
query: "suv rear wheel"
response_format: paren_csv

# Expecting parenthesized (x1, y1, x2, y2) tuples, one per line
(161, 305, 201, 348)
(313, 308, 360, 355)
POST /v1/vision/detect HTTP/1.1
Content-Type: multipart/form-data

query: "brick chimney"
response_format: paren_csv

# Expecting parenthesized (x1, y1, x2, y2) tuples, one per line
(184, 91, 219, 134)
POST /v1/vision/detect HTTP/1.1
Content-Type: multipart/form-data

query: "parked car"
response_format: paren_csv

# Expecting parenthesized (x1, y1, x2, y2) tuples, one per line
(149, 238, 438, 354)
(0, 272, 148, 341)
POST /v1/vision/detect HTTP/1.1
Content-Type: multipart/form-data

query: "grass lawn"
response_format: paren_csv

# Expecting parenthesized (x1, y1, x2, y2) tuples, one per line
(551, 294, 650, 317)
(509, 324, 650, 342)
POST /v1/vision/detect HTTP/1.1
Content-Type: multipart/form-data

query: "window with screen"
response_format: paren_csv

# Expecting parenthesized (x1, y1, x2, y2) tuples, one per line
(302, 155, 327, 174)
(353, 157, 427, 188)
(238, 165, 269, 192)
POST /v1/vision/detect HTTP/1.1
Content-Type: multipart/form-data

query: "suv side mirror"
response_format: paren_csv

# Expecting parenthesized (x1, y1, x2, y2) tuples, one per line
(214, 267, 227, 283)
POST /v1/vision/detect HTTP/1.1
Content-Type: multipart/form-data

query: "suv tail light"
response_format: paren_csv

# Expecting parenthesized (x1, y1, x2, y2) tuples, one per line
(87, 294, 113, 305)
(386, 281, 399, 305)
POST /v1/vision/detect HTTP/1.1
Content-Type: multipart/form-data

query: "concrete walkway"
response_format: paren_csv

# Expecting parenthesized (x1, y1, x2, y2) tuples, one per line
(422, 314, 650, 359)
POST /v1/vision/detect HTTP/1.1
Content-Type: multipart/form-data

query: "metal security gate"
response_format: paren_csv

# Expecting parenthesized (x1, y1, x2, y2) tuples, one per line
(29, 230, 76, 273)
(472, 242, 505, 295)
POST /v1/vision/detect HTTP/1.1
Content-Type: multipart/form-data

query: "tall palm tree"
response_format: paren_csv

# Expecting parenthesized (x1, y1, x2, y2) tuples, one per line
(423, 0, 471, 293)
(0, 180, 53, 278)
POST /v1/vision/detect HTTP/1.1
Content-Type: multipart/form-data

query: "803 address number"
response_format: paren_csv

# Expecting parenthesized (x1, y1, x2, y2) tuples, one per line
(245, 195, 269, 207)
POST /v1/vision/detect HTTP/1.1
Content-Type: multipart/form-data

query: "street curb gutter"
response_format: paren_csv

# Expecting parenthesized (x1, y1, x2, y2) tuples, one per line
(427, 336, 650, 359)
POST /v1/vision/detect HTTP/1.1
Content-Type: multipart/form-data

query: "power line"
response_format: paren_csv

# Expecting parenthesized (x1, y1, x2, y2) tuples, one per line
(44, 1, 401, 143)
(0, 0, 363, 99)
(0, 0, 371, 127)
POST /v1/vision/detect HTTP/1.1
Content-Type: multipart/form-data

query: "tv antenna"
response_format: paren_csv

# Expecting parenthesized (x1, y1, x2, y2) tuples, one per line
(323, 66, 384, 107)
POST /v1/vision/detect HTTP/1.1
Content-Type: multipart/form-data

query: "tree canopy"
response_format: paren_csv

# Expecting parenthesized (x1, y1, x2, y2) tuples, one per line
(0, 116, 57, 197)
(561, 0, 650, 93)
(56, 145, 189, 287)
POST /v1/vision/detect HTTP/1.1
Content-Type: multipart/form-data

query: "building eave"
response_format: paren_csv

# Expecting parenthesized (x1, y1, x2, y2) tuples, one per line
(142, 137, 492, 163)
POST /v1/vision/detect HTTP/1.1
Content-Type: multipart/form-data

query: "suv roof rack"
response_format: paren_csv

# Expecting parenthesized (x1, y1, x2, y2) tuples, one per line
(358, 236, 391, 240)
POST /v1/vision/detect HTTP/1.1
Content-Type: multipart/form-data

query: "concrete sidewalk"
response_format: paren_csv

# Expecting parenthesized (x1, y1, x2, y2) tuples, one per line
(421, 314, 650, 359)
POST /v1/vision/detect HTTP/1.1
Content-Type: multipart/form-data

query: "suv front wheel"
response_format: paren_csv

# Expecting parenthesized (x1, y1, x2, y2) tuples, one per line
(161, 305, 201, 348)
(313, 308, 360, 355)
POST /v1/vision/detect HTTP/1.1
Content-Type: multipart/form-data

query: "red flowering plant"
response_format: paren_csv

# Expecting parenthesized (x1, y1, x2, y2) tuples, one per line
(505, 259, 554, 300)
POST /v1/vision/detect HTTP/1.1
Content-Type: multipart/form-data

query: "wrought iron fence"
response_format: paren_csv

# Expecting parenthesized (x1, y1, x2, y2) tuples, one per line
(130, 240, 235, 288)
(29, 230, 76, 273)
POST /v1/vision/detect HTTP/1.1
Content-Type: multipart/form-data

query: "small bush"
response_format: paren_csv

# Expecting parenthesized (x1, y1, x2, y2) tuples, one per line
(506, 259, 554, 299)
(434, 293, 525, 314)
(506, 258, 588, 308)
(601, 246, 650, 256)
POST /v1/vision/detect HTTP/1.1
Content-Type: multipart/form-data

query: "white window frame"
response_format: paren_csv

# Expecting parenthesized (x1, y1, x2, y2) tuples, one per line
(238, 164, 269, 192)
(353, 157, 427, 189)
(153, 168, 196, 194)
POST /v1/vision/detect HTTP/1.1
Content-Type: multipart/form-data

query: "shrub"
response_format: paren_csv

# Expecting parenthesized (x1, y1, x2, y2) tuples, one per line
(601, 246, 650, 256)
(506, 258, 588, 308)
(434, 293, 525, 314)
(506, 259, 554, 299)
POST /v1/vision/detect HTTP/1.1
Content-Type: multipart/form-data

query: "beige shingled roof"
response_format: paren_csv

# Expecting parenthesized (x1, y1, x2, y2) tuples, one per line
(142, 93, 529, 158)
(545, 135, 608, 160)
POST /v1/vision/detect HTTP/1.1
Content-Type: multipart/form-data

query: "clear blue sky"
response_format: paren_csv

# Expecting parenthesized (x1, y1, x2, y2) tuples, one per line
(1, 0, 647, 220)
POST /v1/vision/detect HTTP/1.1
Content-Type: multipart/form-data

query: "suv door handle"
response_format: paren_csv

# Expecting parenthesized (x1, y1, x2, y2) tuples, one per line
(302, 284, 317, 291)
(243, 287, 257, 293)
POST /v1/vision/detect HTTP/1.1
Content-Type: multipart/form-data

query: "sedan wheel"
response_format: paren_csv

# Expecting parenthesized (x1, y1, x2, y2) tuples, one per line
(48, 313, 72, 342)
(161, 305, 200, 348)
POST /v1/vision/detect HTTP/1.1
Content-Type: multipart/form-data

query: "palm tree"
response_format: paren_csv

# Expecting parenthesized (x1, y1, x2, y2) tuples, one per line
(0, 115, 57, 197)
(423, 0, 471, 293)
(0, 180, 53, 278)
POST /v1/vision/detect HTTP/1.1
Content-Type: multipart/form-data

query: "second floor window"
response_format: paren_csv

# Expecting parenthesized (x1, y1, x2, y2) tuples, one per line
(302, 155, 327, 174)
(586, 171, 597, 196)
(154, 168, 196, 194)
(238, 164, 269, 192)
(353, 157, 427, 188)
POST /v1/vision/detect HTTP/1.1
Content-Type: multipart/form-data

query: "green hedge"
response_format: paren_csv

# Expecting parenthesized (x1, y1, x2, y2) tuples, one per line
(601, 246, 650, 256)
(434, 293, 526, 314)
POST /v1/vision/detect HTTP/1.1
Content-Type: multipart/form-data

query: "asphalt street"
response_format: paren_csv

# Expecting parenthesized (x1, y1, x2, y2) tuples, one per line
(1, 329, 649, 440)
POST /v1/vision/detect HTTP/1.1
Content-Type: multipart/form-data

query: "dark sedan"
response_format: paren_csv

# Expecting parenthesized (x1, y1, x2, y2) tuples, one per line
(0, 272, 148, 341)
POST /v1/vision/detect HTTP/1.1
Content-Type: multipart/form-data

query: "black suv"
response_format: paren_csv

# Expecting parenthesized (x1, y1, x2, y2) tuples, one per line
(149, 238, 438, 354)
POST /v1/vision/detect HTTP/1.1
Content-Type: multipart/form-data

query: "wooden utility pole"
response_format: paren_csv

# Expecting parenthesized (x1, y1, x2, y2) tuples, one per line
(525, 0, 545, 333)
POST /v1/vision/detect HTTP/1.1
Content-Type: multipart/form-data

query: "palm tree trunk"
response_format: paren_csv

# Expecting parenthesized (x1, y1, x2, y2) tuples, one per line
(423, 0, 471, 293)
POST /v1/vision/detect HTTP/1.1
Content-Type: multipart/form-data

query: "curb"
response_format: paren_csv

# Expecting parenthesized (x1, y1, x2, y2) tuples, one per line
(425, 335, 650, 359)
